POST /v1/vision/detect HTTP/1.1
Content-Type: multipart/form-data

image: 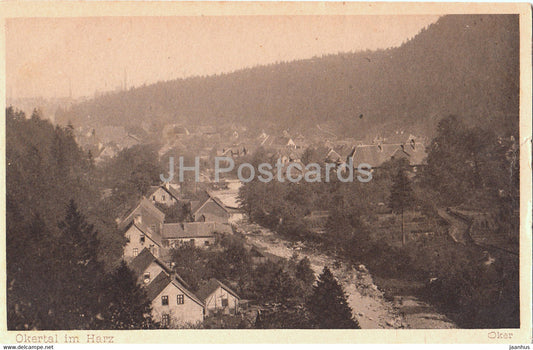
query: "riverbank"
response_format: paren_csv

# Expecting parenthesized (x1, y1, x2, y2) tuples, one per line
(237, 220, 455, 329)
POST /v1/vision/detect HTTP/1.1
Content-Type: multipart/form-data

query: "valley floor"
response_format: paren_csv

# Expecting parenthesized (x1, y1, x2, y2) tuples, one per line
(237, 220, 455, 329)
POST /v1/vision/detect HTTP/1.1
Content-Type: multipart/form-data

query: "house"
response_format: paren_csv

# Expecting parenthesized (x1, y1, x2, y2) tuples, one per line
(129, 248, 189, 287)
(279, 160, 306, 180)
(120, 198, 166, 260)
(75, 128, 101, 155)
(119, 198, 166, 235)
(198, 125, 217, 136)
(147, 184, 180, 206)
(258, 133, 274, 148)
(119, 133, 141, 149)
(146, 272, 205, 327)
(219, 144, 247, 158)
(347, 142, 427, 170)
(95, 144, 118, 163)
(162, 222, 232, 248)
(196, 278, 240, 315)
(191, 193, 230, 223)
(162, 124, 190, 142)
(250, 246, 268, 265)
(324, 148, 344, 165)
(293, 134, 307, 149)
(246, 244, 285, 265)
(130, 248, 172, 286)
(273, 148, 303, 165)
(274, 136, 296, 149)
(123, 217, 162, 261)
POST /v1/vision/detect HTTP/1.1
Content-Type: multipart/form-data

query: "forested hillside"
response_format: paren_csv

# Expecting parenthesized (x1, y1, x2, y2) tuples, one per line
(6, 108, 160, 329)
(56, 15, 519, 140)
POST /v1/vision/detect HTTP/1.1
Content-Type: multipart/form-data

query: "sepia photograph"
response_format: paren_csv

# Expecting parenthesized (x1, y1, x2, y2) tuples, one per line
(1, 1, 531, 345)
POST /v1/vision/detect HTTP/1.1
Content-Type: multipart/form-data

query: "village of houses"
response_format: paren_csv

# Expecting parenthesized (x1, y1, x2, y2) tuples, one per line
(74, 122, 435, 328)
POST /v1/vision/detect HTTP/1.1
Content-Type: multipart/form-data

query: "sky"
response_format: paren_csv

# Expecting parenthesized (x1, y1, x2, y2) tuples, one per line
(6, 15, 439, 99)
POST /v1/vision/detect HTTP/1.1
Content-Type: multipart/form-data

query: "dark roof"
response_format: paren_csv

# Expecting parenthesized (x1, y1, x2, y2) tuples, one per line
(147, 186, 160, 196)
(133, 221, 162, 246)
(190, 200, 202, 213)
(145, 272, 172, 301)
(196, 278, 240, 302)
(274, 136, 294, 146)
(129, 248, 171, 277)
(349, 144, 400, 168)
(122, 219, 162, 247)
(250, 246, 266, 258)
(279, 161, 306, 178)
(147, 185, 180, 201)
(207, 193, 230, 213)
(162, 222, 231, 239)
(130, 248, 191, 288)
(145, 272, 204, 306)
(119, 198, 166, 229)
(349, 143, 426, 168)
(192, 193, 230, 217)
(276, 148, 303, 161)
(166, 187, 181, 201)
(162, 223, 186, 238)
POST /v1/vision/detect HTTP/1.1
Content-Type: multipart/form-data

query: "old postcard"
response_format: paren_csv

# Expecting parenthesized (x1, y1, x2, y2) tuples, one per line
(0, 1, 531, 344)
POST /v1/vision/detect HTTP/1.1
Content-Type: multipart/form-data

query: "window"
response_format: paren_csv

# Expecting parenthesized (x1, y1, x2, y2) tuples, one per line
(162, 195, 166, 201)
(161, 295, 169, 306)
(140, 235, 145, 243)
(221, 298, 229, 307)
(152, 195, 156, 201)
(204, 240, 210, 246)
(150, 224, 156, 232)
(161, 314, 170, 327)
(177, 294, 184, 305)
(133, 248, 138, 256)
(143, 273, 150, 284)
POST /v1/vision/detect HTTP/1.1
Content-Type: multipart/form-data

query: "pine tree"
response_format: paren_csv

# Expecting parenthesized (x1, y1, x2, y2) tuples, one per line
(98, 261, 156, 329)
(389, 166, 415, 246)
(295, 257, 316, 286)
(56, 199, 103, 329)
(306, 266, 360, 329)
(268, 268, 299, 303)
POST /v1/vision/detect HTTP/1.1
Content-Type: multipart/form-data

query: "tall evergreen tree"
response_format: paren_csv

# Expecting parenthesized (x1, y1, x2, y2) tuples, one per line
(56, 199, 103, 329)
(389, 165, 415, 246)
(97, 261, 156, 329)
(306, 267, 360, 329)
